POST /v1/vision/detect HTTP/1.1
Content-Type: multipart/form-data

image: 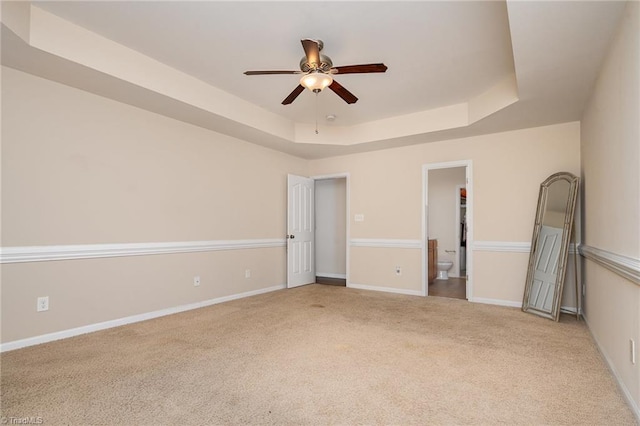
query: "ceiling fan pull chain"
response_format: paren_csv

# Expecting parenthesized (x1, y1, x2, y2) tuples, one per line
(315, 92, 319, 134)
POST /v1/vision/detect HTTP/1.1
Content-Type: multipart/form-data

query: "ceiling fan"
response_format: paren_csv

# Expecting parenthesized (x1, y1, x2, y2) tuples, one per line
(244, 39, 388, 105)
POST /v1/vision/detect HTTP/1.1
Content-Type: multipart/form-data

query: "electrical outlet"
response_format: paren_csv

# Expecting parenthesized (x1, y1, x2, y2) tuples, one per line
(245, 269, 251, 278)
(631, 339, 636, 365)
(37, 296, 49, 312)
(193, 276, 201, 287)
(395, 266, 402, 276)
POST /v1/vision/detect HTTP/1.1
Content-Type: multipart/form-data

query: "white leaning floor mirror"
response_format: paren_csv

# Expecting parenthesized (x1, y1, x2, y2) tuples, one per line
(522, 172, 579, 321)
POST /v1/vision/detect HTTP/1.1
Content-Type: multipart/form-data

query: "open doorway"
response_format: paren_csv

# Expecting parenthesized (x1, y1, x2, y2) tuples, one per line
(314, 175, 348, 286)
(422, 161, 473, 300)
(286, 173, 349, 288)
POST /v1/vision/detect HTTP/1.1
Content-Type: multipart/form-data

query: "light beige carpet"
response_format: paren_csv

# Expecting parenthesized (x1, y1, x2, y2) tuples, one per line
(1, 284, 636, 425)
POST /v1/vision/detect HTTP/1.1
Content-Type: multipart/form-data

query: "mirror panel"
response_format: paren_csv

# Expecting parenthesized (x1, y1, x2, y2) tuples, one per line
(522, 172, 579, 321)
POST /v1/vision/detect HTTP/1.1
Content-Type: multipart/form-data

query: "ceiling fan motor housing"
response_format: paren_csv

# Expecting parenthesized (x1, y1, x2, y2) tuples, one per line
(300, 54, 333, 73)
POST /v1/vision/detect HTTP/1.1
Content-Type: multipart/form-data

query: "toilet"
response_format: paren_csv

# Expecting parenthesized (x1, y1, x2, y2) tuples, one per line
(436, 261, 453, 280)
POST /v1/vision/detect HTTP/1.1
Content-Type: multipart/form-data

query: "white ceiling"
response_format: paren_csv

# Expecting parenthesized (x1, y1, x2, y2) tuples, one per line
(1, 1, 628, 159)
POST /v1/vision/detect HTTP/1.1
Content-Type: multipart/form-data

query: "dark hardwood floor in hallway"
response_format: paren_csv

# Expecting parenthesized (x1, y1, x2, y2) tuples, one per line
(316, 276, 347, 286)
(429, 277, 466, 300)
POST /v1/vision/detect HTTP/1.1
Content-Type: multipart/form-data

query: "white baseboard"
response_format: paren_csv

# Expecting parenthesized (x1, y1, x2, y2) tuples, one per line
(472, 297, 580, 315)
(316, 273, 347, 279)
(472, 297, 522, 308)
(582, 313, 640, 421)
(0, 284, 286, 352)
(559, 306, 582, 315)
(348, 283, 423, 297)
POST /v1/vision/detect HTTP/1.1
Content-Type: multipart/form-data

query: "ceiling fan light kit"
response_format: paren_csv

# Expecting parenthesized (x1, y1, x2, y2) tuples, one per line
(300, 72, 333, 92)
(244, 38, 388, 105)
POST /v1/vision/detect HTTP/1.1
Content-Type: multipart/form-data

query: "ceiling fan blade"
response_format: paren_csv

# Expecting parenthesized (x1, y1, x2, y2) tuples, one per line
(282, 85, 305, 105)
(332, 63, 388, 74)
(244, 70, 301, 75)
(329, 80, 358, 104)
(301, 39, 321, 68)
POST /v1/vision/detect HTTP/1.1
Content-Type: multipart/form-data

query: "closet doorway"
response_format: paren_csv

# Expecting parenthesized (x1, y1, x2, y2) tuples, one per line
(313, 174, 349, 286)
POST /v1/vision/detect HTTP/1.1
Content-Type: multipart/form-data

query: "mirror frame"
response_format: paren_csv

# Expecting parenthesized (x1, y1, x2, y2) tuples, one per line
(522, 172, 579, 321)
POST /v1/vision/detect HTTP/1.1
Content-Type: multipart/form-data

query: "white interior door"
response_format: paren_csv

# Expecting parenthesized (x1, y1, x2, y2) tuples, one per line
(529, 225, 563, 312)
(287, 174, 315, 288)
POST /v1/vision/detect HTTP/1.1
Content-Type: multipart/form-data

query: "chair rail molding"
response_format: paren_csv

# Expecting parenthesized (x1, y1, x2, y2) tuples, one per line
(473, 241, 578, 254)
(349, 239, 422, 249)
(0, 239, 286, 264)
(472, 241, 531, 253)
(579, 244, 640, 286)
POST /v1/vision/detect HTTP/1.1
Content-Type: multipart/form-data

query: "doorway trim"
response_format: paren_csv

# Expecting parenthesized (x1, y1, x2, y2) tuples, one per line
(311, 172, 351, 286)
(455, 183, 466, 278)
(422, 160, 473, 299)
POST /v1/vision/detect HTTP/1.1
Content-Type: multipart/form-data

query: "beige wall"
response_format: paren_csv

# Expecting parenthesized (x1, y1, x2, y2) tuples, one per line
(1, 64, 583, 345)
(580, 1, 640, 411)
(350, 247, 423, 292)
(1, 67, 307, 343)
(310, 122, 581, 302)
(2, 67, 307, 245)
(1, 249, 285, 342)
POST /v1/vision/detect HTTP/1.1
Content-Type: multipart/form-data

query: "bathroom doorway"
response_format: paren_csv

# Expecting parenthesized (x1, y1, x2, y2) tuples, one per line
(422, 161, 473, 300)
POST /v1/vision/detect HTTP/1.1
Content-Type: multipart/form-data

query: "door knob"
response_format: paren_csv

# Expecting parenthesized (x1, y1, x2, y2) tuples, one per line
(287, 234, 295, 239)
